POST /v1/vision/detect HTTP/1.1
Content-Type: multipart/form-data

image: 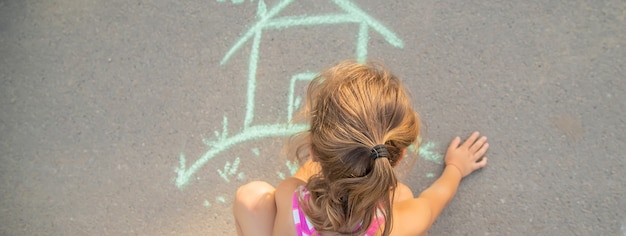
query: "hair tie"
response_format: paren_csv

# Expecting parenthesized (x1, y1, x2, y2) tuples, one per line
(370, 144, 389, 159)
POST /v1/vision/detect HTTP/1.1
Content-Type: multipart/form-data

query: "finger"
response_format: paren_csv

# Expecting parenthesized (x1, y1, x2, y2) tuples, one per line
(447, 136, 461, 153)
(469, 136, 487, 153)
(474, 142, 489, 160)
(474, 157, 488, 169)
(461, 132, 480, 149)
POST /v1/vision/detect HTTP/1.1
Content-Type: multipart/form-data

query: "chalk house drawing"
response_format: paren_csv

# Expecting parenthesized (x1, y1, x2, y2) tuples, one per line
(174, 0, 443, 193)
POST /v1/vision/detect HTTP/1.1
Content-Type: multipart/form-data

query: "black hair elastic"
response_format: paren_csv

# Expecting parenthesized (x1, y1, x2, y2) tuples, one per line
(370, 144, 389, 159)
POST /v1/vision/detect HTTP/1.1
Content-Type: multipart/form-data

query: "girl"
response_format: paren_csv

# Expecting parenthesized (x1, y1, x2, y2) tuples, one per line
(233, 61, 489, 236)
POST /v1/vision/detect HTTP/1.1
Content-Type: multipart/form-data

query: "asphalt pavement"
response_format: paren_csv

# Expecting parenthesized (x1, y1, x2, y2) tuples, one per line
(1, 0, 624, 235)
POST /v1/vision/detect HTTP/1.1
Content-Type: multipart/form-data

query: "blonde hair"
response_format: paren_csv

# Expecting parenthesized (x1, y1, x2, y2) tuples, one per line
(298, 60, 420, 235)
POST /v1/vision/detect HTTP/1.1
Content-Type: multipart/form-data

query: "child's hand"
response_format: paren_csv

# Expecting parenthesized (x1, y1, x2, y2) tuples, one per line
(444, 132, 489, 177)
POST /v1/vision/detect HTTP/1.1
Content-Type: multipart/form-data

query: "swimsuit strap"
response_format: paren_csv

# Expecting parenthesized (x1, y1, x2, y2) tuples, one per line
(292, 186, 317, 236)
(292, 186, 384, 236)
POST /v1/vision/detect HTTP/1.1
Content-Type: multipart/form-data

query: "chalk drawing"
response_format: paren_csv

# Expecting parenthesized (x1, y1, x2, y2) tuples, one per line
(251, 148, 260, 156)
(288, 73, 317, 121)
(217, 157, 241, 182)
(276, 160, 301, 180)
(417, 141, 443, 164)
(217, 0, 248, 4)
(407, 139, 443, 178)
(277, 171, 287, 180)
(285, 160, 299, 175)
(175, 0, 410, 189)
(175, 3, 446, 211)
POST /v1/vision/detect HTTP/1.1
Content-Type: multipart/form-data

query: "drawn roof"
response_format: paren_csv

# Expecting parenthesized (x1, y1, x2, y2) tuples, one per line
(220, 0, 404, 64)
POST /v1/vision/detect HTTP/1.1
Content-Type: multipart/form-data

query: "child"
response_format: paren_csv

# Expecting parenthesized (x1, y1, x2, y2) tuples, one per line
(233, 61, 489, 236)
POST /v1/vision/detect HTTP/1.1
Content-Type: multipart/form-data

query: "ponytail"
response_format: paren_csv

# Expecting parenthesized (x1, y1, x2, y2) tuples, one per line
(301, 61, 420, 236)
(305, 145, 398, 235)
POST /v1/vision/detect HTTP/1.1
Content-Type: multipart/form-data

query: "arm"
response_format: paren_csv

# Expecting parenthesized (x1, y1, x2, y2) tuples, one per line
(416, 165, 463, 226)
(272, 177, 305, 236)
(271, 159, 321, 235)
(420, 132, 488, 227)
(394, 132, 489, 235)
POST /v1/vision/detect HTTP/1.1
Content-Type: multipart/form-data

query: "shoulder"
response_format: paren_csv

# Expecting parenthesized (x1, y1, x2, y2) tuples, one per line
(272, 177, 307, 236)
(390, 198, 432, 236)
(275, 177, 305, 213)
(275, 177, 306, 210)
(275, 177, 306, 202)
(394, 182, 415, 202)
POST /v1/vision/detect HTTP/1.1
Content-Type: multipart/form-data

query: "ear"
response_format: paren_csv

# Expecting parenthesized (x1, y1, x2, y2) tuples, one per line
(309, 146, 317, 162)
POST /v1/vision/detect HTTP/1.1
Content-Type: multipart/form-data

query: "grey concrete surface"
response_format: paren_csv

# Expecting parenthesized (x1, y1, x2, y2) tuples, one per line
(1, 0, 624, 235)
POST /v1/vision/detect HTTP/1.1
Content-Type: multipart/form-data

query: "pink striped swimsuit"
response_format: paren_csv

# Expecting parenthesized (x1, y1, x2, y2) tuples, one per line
(292, 186, 384, 236)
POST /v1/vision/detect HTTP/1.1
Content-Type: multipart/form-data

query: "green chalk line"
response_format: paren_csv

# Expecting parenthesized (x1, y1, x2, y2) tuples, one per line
(418, 141, 443, 164)
(251, 148, 260, 156)
(175, 123, 307, 188)
(217, 157, 241, 182)
(178, 0, 406, 190)
(288, 73, 317, 121)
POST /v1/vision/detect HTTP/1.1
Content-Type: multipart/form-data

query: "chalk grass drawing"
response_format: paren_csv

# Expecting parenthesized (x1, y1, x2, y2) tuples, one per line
(175, 0, 441, 190)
